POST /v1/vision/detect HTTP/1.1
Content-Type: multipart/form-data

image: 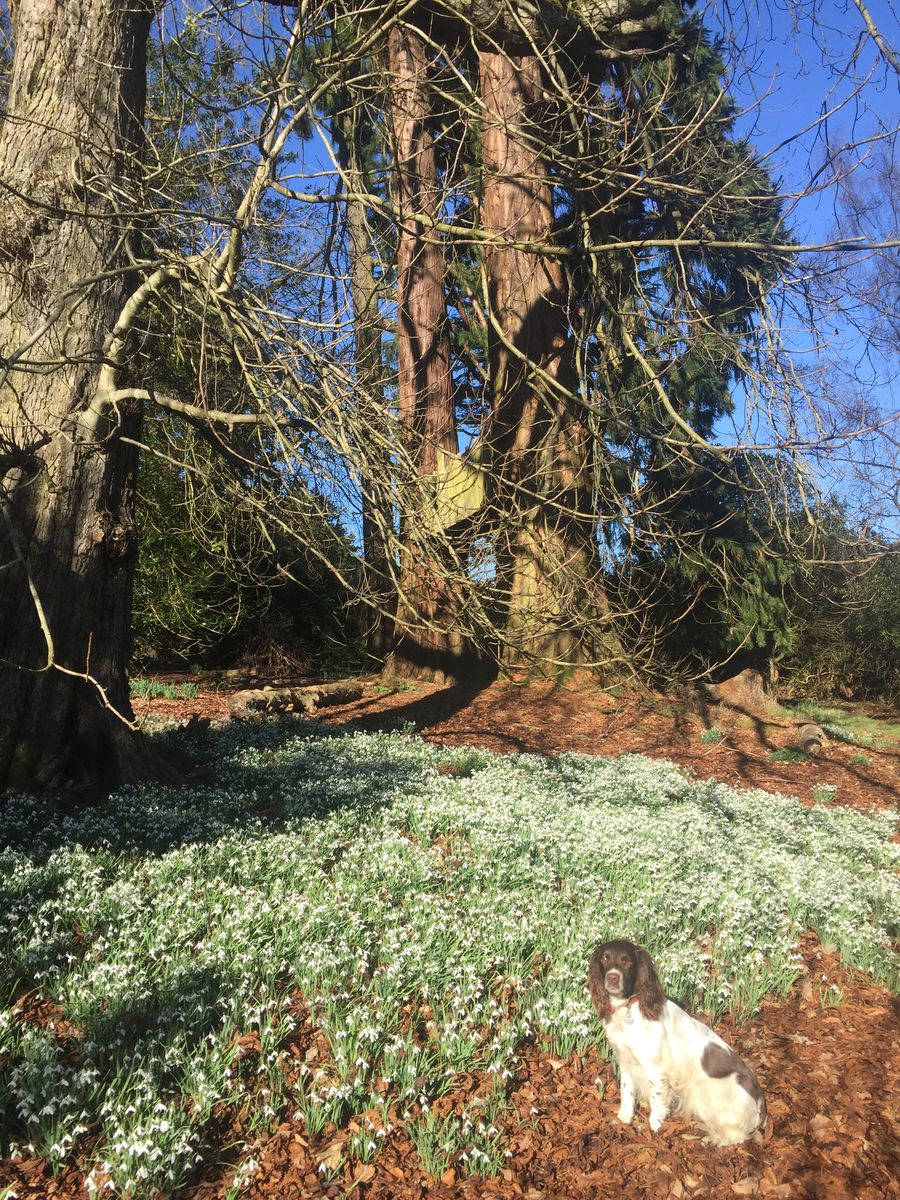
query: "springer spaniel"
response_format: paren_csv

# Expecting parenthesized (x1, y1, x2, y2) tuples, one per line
(588, 939, 766, 1146)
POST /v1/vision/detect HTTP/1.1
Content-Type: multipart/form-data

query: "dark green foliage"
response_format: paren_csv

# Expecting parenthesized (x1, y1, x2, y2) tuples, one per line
(130, 23, 362, 675)
(573, 18, 787, 452)
(767, 747, 809, 763)
(132, 420, 361, 672)
(130, 678, 200, 700)
(629, 450, 900, 701)
(784, 542, 900, 704)
(620, 452, 803, 677)
(553, 17, 802, 680)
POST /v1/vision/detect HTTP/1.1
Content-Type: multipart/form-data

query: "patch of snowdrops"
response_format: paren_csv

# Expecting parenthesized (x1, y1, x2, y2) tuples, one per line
(0, 719, 896, 1194)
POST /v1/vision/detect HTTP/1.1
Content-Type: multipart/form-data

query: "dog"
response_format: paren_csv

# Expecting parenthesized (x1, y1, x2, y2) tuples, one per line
(588, 939, 766, 1146)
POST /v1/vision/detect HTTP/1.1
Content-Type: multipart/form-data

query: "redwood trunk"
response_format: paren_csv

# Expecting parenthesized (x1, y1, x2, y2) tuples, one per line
(0, 0, 168, 789)
(480, 51, 618, 671)
(386, 25, 471, 683)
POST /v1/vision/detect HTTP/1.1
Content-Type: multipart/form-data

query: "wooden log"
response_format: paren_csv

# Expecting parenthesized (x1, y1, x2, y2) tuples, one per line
(228, 680, 365, 720)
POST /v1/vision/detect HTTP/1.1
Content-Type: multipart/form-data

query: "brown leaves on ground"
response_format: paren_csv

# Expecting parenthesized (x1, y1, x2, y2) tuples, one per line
(134, 674, 898, 811)
(7, 933, 894, 1199)
(4, 677, 897, 1199)
(314, 676, 899, 812)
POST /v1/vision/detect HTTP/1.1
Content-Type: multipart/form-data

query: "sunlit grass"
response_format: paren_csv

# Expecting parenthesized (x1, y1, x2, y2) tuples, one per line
(1, 719, 896, 1194)
(783, 700, 900, 749)
(130, 678, 200, 701)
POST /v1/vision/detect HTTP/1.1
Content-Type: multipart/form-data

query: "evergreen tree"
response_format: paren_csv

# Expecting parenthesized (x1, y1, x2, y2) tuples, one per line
(466, 13, 790, 672)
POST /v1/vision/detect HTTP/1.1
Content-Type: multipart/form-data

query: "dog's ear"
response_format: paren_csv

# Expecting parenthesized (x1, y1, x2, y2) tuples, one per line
(587, 946, 611, 1019)
(634, 947, 665, 1020)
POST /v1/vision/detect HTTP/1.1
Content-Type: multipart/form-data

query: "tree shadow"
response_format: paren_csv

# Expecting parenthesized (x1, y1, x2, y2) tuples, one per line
(0, 716, 440, 863)
(690, 694, 899, 804)
(322, 669, 497, 738)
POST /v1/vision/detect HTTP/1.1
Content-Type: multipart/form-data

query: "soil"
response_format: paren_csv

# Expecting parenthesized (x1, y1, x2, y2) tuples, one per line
(3, 677, 898, 1200)
(134, 675, 899, 811)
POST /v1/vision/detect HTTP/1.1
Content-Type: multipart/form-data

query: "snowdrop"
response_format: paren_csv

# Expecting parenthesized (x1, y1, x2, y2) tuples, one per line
(0, 722, 895, 1193)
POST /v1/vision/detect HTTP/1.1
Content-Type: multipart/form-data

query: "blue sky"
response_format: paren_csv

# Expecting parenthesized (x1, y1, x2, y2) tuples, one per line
(701, 1, 899, 526)
(715, 0, 896, 235)
(151, 0, 898, 533)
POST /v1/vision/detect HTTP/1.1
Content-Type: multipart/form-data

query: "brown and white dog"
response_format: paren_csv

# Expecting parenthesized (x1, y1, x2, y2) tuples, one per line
(588, 939, 766, 1146)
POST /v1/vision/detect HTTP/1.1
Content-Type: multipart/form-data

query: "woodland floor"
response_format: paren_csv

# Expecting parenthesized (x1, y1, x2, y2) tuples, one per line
(3, 677, 898, 1200)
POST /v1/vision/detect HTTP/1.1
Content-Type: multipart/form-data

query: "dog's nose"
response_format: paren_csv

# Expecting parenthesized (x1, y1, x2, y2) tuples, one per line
(606, 970, 622, 988)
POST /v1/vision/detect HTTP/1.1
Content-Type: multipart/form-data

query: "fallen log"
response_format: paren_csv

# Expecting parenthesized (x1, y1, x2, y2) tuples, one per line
(228, 680, 365, 721)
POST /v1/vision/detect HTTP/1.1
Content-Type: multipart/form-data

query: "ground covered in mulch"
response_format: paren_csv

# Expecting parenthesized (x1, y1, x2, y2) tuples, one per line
(194, 935, 900, 1200)
(135, 674, 899, 811)
(3, 678, 898, 1200)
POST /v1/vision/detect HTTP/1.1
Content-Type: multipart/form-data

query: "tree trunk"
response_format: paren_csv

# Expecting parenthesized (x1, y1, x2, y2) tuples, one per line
(480, 50, 620, 672)
(427, 0, 666, 57)
(0, 0, 170, 789)
(332, 99, 394, 667)
(385, 25, 473, 683)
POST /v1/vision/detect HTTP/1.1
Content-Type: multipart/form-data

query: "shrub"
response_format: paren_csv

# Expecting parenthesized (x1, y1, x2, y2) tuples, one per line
(767, 747, 809, 763)
(700, 727, 725, 745)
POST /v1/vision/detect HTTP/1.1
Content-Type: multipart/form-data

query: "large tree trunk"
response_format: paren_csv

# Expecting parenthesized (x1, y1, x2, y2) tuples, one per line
(385, 25, 473, 683)
(480, 50, 620, 672)
(0, 0, 168, 789)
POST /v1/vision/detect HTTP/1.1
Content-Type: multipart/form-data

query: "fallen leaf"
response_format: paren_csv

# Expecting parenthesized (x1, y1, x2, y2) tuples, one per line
(354, 1164, 376, 1183)
(810, 1112, 834, 1143)
(732, 1179, 760, 1196)
(316, 1140, 343, 1172)
(441, 1167, 456, 1185)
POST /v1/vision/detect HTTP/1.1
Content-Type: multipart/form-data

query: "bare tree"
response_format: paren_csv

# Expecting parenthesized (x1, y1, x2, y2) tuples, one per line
(1, 0, 897, 791)
(330, 70, 395, 665)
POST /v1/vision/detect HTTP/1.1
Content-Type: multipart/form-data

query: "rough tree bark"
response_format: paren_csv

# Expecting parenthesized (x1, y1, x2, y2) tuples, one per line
(377, 0, 664, 677)
(0, 0, 168, 789)
(385, 24, 475, 683)
(480, 50, 621, 670)
(428, 0, 665, 55)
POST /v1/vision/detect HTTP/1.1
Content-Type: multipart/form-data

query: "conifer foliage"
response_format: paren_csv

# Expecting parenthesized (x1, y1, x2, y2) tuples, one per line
(0, 0, 896, 787)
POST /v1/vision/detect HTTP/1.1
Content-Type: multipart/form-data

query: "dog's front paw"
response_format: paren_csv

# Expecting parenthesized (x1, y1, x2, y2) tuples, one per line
(648, 1110, 667, 1133)
(616, 1105, 635, 1125)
